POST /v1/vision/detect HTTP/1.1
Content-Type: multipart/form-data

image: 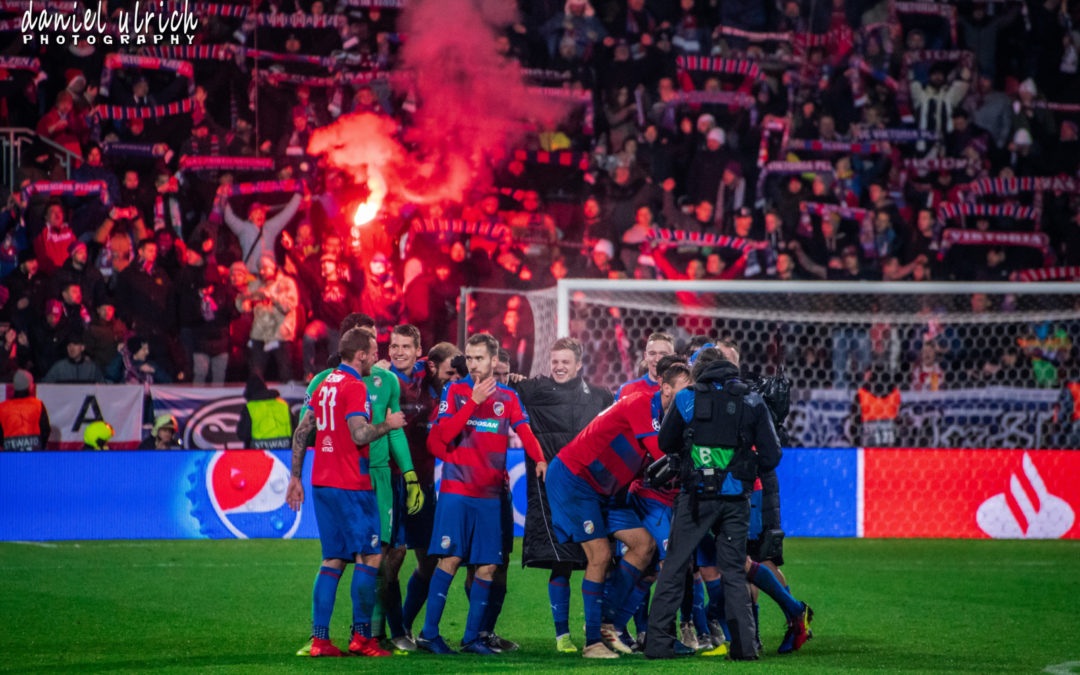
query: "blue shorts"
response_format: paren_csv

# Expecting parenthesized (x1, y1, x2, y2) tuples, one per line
(428, 492, 505, 565)
(632, 494, 672, 560)
(546, 457, 608, 543)
(404, 483, 437, 551)
(312, 486, 381, 561)
(387, 474, 409, 548)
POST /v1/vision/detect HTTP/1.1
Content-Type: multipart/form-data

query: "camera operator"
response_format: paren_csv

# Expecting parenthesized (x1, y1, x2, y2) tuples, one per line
(644, 347, 781, 661)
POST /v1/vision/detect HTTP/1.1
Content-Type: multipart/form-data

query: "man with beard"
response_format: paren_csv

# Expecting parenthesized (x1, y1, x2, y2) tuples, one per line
(508, 337, 613, 653)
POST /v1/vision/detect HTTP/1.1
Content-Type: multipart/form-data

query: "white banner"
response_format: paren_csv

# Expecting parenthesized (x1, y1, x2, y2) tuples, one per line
(31, 384, 145, 449)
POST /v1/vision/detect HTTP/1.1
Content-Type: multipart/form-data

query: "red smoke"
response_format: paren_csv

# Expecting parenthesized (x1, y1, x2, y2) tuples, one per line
(308, 0, 570, 207)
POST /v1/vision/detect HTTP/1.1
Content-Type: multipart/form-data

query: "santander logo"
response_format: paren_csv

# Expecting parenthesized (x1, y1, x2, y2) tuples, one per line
(976, 453, 1075, 539)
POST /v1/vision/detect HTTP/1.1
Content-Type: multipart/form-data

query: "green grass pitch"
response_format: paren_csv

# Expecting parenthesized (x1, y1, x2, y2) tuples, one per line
(1, 537, 1078, 673)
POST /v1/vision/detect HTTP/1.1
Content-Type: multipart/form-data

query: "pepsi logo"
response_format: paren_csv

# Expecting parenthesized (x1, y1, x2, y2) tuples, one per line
(202, 450, 301, 539)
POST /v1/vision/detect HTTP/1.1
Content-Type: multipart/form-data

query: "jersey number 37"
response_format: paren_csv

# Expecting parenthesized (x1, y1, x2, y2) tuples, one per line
(316, 386, 338, 432)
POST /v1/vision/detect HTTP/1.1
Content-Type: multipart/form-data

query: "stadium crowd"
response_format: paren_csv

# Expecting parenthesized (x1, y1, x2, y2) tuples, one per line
(2, 0, 1080, 391)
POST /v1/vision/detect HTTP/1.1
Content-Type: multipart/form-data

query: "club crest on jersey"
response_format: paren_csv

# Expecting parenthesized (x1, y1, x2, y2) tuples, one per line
(373, 376, 382, 388)
(441, 535, 451, 549)
(493, 402, 505, 416)
(583, 520, 595, 535)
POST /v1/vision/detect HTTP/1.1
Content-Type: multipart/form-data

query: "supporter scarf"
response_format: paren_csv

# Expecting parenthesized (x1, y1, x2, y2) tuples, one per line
(341, 0, 404, 7)
(902, 50, 973, 67)
(142, 45, 236, 61)
(938, 203, 1040, 220)
(241, 49, 335, 67)
(861, 129, 939, 142)
(755, 160, 833, 204)
(22, 180, 110, 204)
(255, 13, 347, 27)
(216, 179, 305, 199)
(1016, 266, 1080, 282)
(646, 229, 768, 251)
(756, 114, 788, 168)
(526, 87, 594, 135)
(940, 229, 1049, 252)
(903, 157, 970, 173)
(410, 218, 511, 244)
(666, 90, 755, 108)
(713, 25, 793, 42)
(891, 2, 957, 45)
(161, 1, 249, 16)
(675, 56, 761, 80)
(520, 68, 571, 82)
(512, 149, 590, 171)
(255, 70, 391, 88)
(102, 142, 174, 163)
(1031, 101, 1080, 113)
(111, 206, 140, 221)
(101, 53, 195, 97)
(800, 201, 870, 221)
(94, 97, 195, 120)
(848, 58, 898, 107)
(180, 156, 274, 171)
(153, 195, 183, 235)
(0, 56, 40, 70)
(964, 175, 1080, 195)
(785, 139, 884, 154)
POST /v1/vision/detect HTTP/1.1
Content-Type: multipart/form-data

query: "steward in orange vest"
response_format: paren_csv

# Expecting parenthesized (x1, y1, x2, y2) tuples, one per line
(0, 370, 51, 451)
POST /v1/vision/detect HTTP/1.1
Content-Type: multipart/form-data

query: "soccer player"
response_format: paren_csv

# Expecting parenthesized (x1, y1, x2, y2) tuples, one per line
(616, 332, 675, 400)
(387, 330, 461, 639)
(543, 365, 691, 658)
(285, 327, 407, 657)
(296, 313, 423, 655)
(510, 337, 614, 653)
(416, 333, 546, 655)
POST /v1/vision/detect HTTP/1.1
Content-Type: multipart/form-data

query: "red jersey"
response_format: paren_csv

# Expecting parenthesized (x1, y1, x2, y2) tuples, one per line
(557, 391, 661, 496)
(433, 375, 530, 499)
(616, 373, 659, 401)
(311, 364, 373, 490)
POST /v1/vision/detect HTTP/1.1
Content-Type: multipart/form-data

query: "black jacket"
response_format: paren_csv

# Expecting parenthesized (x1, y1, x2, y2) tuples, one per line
(658, 360, 782, 488)
(513, 374, 613, 569)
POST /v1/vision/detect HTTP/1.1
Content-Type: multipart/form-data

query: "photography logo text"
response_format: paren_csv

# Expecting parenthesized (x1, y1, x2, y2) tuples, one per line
(21, 0, 198, 46)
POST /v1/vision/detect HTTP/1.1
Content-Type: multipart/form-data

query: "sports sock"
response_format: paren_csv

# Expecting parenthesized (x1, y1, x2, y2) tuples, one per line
(384, 577, 406, 638)
(582, 579, 604, 646)
(748, 561, 803, 619)
(312, 566, 342, 640)
(420, 568, 454, 640)
(402, 570, 430, 633)
(603, 559, 643, 624)
(351, 563, 378, 638)
(692, 576, 710, 636)
(548, 573, 571, 636)
(614, 578, 652, 631)
(633, 587, 650, 635)
(481, 582, 506, 634)
(463, 577, 492, 645)
(705, 578, 730, 640)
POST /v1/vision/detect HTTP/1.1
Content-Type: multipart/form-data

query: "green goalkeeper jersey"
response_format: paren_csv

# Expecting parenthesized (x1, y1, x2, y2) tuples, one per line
(305, 365, 413, 472)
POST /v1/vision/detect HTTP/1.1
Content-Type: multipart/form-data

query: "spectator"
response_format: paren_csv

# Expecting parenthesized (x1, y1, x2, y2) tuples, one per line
(223, 191, 304, 272)
(359, 252, 403, 346)
(139, 414, 181, 450)
(0, 370, 50, 451)
(82, 421, 114, 450)
(36, 91, 89, 158)
(85, 303, 126, 372)
(106, 336, 172, 384)
(238, 255, 299, 382)
(51, 241, 105, 310)
(42, 333, 105, 383)
(114, 238, 178, 377)
(31, 203, 76, 276)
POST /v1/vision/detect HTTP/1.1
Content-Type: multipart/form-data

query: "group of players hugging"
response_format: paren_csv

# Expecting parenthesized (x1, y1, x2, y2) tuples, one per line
(285, 312, 812, 661)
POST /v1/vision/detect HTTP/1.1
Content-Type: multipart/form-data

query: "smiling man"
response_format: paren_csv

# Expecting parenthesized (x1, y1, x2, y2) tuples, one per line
(616, 333, 675, 400)
(510, 337, 613, 653)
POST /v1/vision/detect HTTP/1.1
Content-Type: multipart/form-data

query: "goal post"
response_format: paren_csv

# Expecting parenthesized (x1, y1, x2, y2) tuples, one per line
(552, 278, 1080, 449)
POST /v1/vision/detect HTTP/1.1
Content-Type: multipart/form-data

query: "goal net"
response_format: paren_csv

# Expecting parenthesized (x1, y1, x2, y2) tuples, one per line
(544, 279, 1080, 450)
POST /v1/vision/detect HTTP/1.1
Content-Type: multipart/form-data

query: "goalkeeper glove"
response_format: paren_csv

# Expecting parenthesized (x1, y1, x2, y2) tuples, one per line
(404, 471, 424, 515)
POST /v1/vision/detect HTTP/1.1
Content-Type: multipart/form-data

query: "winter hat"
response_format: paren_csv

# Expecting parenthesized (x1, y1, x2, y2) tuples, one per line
(707, 127, 726, 145)
(64, 68, 85, 90)
(1013, 128, 1033, 146)
(13, 369, 33, 392)
(68, 240, 87, 255)
(593, 238, 615, 258)
(1018, 78, 1037, 97)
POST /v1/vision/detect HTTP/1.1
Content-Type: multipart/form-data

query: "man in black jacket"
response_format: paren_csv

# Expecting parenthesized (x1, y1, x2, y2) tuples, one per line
(510, 337, 613, 653)
(645, 350, 784, 661)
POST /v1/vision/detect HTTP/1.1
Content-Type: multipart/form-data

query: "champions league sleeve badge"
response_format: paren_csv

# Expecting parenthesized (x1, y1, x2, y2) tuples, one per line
(187, 451, 301, 539)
